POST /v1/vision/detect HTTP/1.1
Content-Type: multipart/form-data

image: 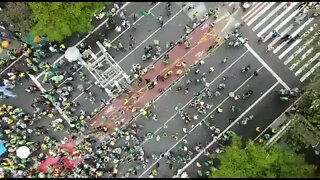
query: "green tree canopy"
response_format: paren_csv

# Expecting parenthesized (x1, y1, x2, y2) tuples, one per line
(0, 2, 35, 36)
(28, 2, 110, 42)
(210, 134, 316, 178)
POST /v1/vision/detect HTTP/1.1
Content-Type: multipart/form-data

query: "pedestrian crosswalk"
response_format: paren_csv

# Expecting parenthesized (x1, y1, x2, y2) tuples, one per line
(242, 2, 320, 82)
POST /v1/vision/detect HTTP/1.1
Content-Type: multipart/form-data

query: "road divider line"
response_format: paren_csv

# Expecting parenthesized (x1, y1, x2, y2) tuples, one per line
(70, 14, 208, 107)
(252, 2, 286, 32)
(295, 52, 320, 76)
(244, 2, 267, 23)
(175, 81, 279, 177)
(118, 5, 188, 64)
(254, 94, 304, 141)
(273, 17, 314, 54)
(300, 60, 320, 82)
(245, 44, 290, 90)
(260, 3, 299, 39)
(138, 65, 264, 178)
(247, 2, 275, 26)
(283, 37, 315, 64)
(0, 55, 24, 76)
(289, 47, 313, 71)
(241, 2, 258, 20)
(268, 25, 293, 48)
(36, 2, 159, 79)
(28, 73, 73, 126)
(138, 50, 249, 146)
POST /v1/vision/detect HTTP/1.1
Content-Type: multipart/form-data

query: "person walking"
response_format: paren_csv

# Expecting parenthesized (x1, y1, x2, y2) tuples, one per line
(158, 15, 164, 27)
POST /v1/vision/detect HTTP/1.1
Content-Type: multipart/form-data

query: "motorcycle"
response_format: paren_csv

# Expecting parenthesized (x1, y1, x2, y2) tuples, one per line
(242, 90, 253, 99)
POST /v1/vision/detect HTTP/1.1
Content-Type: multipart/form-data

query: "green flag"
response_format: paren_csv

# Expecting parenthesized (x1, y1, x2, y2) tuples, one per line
(140, 10, 152, 16)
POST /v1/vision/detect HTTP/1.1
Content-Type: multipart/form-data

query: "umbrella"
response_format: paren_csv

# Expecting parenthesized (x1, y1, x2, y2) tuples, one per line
(0, 141, 7, 156)
(113, 147, 122, 154)
(229, 92, 235, 98)
(1, 41, 9, 49)
(51, 75, 64, 83)
(16, 146, 31, 159)
(33, 35, 42, 43)
(65, 46, 81, 62)
(181, 171, 189, 178)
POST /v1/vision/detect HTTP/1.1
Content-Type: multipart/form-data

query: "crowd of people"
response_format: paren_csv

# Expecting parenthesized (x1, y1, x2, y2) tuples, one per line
(0, 2, 309, 178)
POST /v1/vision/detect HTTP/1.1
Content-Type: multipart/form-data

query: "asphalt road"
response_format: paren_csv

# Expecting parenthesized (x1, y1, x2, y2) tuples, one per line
(0, 2, 315, 178)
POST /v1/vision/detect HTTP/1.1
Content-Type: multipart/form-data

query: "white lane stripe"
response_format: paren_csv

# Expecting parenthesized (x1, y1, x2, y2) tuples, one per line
(139, 65, 265, 178)
(283, 37, 315, 63)
(90, 21, 221, 125)
(28, 73, 46, 92)
(139, 50, 249, 146)
(273, 18, 314, 54)
(242, 2, 263, 21)
(252, 2, 287, 32)
(268, 25, 293, 48)
(118, 5, 187, 64)
(245, 44, 290, 89)
(247, 2, 275, 26)
(261, 4, 300, 40)
(0, 3, 132, 76)
(300, 60, 320, 82)
(0, 55, 23, 76)
(241, 2, 258, 20)
(71, 8, 205, 104)
(289, 47, 313, 71)
(279, 39, 302, 60)
(35, 2, 159, 79)
(295, 53, 320, 76)
(175, 81, 280, 177)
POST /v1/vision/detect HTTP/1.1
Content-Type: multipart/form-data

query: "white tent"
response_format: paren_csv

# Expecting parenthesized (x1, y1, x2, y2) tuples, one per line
(16, 146, 31, 159)
(65, 46, 81, 62)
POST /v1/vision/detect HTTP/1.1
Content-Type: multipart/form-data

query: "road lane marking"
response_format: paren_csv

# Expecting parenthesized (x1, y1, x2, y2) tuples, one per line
(283, 37, 315, 64)
(267, 25, 293, 48)
(295, 53, 320, 76)
(0, 2, 130, 76)
(289, 47, 313, 71)
(70, 10, 205, 104)
(72, 84, 94, 102)
(252, 2, 286, 32)
(273, 18, 314, 54)
(244, 2, 268, 23)
(138, 65, 265, 178)
(300, 60, 320, 82)
(242, 2, 263, 21)
(279, 39, 303, 60)
(36, 2, 160, 79)
(260, 3, 299, 39)
(28, 73, 73, 126)
(138, 50, 249, 146)
(247, 2, 275, 26)
(118, 4, 188, 64)
(0, 55, 23, 76)
(241, 2, 262, 20)
(175, 81, 280, 177)
(91, 23, 219, 124)
(245, 44, 290, 90)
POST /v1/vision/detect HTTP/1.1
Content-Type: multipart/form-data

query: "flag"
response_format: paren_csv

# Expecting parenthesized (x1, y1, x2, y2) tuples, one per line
(140, 10, 152, 16)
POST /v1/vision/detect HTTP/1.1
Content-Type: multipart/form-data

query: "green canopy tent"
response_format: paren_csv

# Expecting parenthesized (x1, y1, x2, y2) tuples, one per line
(21, 34, 49, 48)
